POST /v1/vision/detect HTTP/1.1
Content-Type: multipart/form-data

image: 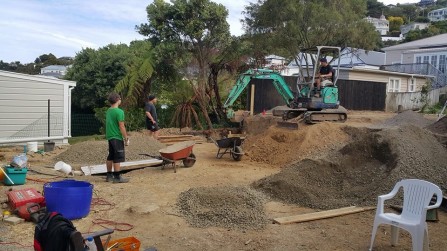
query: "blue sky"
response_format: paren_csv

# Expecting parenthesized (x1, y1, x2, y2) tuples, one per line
(0, 0, 419, 64)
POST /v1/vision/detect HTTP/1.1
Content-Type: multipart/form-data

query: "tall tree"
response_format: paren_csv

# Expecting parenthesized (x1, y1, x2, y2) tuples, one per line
(388, 16, 404, 35)
(115, 41, 155, 108)
(65, 45, 129, 112)
(367, 0, 386, 18)
(244, 0, 381, 63)
(138, 0, 232, 129)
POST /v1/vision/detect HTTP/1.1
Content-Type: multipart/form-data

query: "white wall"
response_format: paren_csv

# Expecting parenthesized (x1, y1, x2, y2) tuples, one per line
(0, 71, 75, 144)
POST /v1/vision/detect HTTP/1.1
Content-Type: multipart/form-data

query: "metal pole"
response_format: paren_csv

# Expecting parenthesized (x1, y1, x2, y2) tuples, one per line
(48, 99, 50, 140)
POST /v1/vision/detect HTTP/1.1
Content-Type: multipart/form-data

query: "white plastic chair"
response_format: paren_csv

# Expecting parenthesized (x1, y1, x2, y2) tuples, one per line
(369, 179, 443, 251)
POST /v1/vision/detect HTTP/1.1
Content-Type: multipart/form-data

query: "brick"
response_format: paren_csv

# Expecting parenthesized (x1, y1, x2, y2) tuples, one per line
(4, 216, 24, 225)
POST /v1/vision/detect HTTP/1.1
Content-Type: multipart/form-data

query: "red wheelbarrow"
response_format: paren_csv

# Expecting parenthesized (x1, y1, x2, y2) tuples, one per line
(140, 141, 196, 173)
(158, 141, 196, 173)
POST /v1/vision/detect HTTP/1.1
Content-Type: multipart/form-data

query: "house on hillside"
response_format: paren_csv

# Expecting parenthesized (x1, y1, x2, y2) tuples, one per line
(364, 15, 389, 36)
(40, 65, 70, 79)
(419, 0, 435, 7)
(0, 70, 76, 145)
(428, 7, 447, 22)
(400, 22, 430, 37)
(381, 33, 447, 89)
(264, 55, 286, 68)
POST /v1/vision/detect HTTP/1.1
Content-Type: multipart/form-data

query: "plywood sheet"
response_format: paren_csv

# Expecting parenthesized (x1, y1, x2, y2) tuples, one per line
(81, 158, 163, 175)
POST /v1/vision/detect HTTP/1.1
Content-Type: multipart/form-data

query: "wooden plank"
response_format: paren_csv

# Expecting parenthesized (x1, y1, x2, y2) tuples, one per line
(81, 158, 163, 175)
(273, 206, 376, 225)
(159, 138, 203, 144)
(165, 140, 204, 146)
(158, 135, 193, 139)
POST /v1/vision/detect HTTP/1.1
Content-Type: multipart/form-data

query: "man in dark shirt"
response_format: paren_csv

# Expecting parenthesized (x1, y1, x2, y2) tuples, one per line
(315, 58, 333, 97)
(145, 95, 160, 140)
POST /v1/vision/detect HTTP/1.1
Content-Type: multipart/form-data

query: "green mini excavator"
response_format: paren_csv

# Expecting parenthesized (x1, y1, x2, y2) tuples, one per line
(223, 46, 347, 129)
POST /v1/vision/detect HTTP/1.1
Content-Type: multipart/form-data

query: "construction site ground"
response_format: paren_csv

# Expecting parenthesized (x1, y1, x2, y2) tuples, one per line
(1, 111, 447, 251)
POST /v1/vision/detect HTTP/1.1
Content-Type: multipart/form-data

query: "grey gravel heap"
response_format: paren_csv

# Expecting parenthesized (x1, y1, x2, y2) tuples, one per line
(177, 186, 267, 230)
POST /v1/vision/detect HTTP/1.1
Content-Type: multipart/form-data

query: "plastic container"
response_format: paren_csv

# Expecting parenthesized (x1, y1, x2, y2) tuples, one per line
(3, 166, 27, 186)
(44, 141, 55, 152)
(27, 142, 38, 152)
(85, 237, 97, 251)
(106, 237, 141, 251)
(43, 179, 93, 220)
(54, 161, 72, 175)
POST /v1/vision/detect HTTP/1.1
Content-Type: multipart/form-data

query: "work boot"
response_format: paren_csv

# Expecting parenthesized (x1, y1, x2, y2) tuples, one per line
(106, 173, 114, 182)
(113, 175, 129, 183)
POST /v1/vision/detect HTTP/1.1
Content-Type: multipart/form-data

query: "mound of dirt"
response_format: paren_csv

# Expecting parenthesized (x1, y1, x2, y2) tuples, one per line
(374, 110, 432, 128)
(426, 116, 447, 135)
(253, 125, 447, 210)
(243, 115, 282, 135)
(54, 132, 165, 167)
(177, 186, 267, 230)
(244, 122, 350, 166)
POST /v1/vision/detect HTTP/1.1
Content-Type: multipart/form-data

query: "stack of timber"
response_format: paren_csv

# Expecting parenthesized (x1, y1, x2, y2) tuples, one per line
(158, 135, 204, 145)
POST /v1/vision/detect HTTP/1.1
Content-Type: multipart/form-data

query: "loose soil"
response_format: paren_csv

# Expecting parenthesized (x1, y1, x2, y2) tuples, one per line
(1, 111, 446, 251)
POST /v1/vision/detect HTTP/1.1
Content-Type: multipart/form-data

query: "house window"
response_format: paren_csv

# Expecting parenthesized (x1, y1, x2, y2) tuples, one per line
(416, 56, 422, 64)
(431, 55, 437, 68)
(423, 56, 429, 64)
(440, 55, 446, 73)
(408, 78, 416, 92)
(388, 78, 401, 92)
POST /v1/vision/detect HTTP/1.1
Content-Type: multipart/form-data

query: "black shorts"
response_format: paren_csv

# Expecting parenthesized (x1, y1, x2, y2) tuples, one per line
(146, 122, 160, 132)
(107, 139, 125, 163)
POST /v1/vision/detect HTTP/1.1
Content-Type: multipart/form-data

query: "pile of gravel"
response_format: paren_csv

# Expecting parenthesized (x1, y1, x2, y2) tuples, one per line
(177, 186, 268, 229)
(373, 110, 432, 128)
(253, 124, 447, 210)
(54, 132, 165, 167)
(426, 116, 447, 134)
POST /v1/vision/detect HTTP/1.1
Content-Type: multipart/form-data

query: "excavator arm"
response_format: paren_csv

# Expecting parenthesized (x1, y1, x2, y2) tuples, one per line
(223, 69, 294, 120)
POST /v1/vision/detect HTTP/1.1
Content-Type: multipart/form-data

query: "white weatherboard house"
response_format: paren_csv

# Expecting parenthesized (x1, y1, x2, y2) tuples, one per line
(0, 70, 76, 145)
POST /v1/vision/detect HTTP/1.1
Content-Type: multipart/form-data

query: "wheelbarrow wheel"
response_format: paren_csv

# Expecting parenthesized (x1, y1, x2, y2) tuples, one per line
(232, 146, 243, 161)
(183, 153, 196, 168)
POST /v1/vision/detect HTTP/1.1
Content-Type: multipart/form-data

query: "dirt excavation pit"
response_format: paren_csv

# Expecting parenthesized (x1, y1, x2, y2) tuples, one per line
(249, 111, 446, 210)
(177, 186, 268, 230)
(244, 122, 350, 166)
(253, 124, 447, 210)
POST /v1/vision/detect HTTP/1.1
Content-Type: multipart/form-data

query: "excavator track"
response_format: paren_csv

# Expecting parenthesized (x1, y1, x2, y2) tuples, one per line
(304, 110, 347, 124)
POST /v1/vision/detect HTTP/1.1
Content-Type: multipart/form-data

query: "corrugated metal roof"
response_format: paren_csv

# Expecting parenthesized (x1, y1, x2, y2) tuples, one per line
(382, 33, 447, 51)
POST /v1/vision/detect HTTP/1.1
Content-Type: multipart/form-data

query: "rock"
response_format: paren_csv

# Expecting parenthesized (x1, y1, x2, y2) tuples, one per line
(4, 216, 24, 225)
(127, 204, 159, 214)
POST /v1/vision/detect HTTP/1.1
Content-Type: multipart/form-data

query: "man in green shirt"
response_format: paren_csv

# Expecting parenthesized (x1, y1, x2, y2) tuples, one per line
(105, 93, 129, 183)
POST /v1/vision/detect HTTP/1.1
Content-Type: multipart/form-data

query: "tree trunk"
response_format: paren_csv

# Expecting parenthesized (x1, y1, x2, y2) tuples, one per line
(208, 64, 224, 122)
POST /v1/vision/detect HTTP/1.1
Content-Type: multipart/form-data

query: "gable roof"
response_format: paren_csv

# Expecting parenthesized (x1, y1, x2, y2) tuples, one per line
(382, 33, 447, 51)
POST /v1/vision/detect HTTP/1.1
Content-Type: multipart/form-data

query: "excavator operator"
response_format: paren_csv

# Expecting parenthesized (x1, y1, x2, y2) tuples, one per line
(314, 58, 333, 97)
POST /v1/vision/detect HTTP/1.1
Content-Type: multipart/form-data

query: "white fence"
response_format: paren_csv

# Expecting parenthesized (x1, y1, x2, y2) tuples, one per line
(386, 86, 447, 112)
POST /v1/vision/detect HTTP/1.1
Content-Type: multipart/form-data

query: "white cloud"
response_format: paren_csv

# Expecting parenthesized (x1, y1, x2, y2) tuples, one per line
(0, 0, 426, 63)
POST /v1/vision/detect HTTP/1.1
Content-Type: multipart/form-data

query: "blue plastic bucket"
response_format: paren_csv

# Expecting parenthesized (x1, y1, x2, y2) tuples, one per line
(43, 179, 93, 220)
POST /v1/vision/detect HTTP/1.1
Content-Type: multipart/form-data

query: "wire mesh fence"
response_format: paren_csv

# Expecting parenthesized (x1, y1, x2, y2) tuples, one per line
(9, 114, 64, 139)
(71, 113, 101, 137)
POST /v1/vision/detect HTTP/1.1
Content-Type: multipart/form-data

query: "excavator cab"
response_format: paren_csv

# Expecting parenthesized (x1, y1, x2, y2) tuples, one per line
(280, 46, 347, 127)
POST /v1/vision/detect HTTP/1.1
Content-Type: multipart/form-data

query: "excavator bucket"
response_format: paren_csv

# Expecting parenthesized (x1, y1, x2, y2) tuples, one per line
(276, 120, 299, 129)
(275, 109, 304, 130)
